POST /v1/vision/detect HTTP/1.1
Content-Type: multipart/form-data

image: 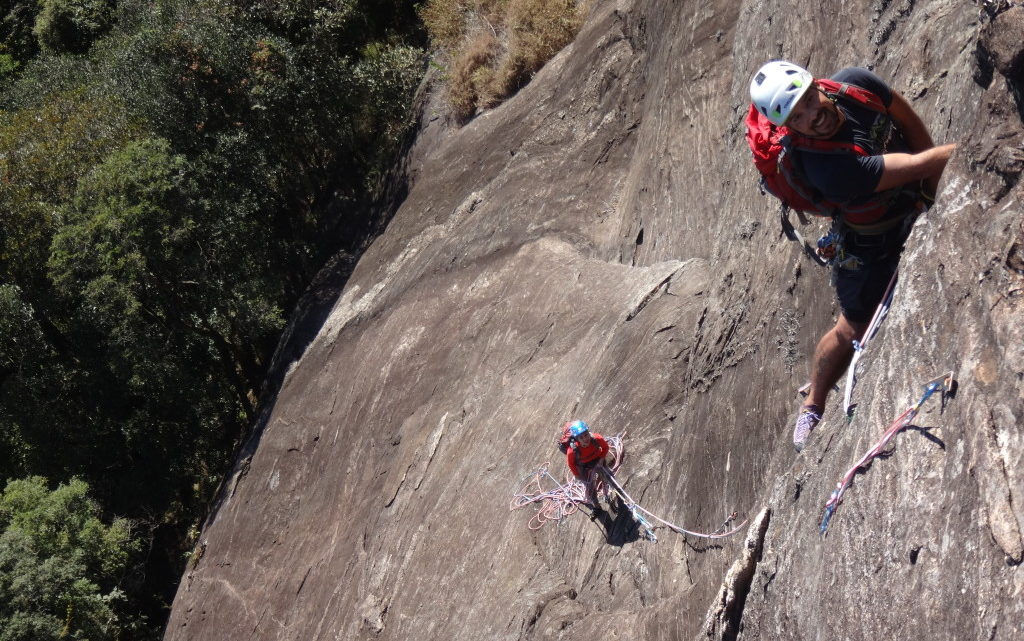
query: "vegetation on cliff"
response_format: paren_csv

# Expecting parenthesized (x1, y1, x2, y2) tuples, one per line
(1, 0, 425, 635)
(420, 0, 588, 122)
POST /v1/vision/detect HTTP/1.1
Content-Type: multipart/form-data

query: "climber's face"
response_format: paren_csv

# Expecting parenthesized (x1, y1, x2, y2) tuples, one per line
(787, 85, 844, 138)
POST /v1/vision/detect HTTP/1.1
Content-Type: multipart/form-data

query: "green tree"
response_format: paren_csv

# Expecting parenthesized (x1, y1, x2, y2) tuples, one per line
(0, 1, 41, 80)
(0, 476, 150, 640)
(49, 137, 282, 422)
(33, 0, 116, 54)
(0, 284, 56, 478)
(1, 0, 427, 629)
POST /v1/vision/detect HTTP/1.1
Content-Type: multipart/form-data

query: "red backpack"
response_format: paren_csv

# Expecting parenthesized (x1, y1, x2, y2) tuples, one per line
(745, 79, 889, 219)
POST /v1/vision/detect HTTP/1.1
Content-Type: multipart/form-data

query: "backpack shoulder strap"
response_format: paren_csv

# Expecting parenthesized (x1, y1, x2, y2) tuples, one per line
(782, 127, 872, 157)
(783, 80, 888, 156)
(785, 131, 873, 156)
(816, 78, 888, 114)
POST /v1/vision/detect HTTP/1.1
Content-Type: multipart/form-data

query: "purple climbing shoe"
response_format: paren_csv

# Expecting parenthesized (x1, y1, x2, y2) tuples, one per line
(794, 404, 822, 452)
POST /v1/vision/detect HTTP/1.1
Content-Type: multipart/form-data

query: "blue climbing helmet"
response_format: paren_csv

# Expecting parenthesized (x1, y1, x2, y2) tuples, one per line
(569, 420, 590, 438)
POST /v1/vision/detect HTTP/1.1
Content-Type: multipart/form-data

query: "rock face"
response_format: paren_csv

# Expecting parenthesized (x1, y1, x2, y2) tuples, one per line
(165, 1, 1023, 640)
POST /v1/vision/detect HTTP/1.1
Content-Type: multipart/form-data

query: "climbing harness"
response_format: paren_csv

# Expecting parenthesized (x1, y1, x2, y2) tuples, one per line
(819, 373, 956, 535)
(842, 269, 899, 418)
(511, 434, 746, 541)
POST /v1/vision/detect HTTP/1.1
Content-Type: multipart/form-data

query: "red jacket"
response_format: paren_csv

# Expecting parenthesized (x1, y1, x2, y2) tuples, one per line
(567, 433, 609, 478)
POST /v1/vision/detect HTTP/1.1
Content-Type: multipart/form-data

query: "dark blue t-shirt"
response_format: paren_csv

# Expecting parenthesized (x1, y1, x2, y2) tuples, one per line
(798, 68, 909, 206)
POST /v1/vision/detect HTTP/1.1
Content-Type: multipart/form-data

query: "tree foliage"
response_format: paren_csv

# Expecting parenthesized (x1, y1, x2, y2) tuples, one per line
(0, 1, 41, 79)
(0, 477, 147, 640)
(1, 0, 426, 629)
(33, 0, 116, 54)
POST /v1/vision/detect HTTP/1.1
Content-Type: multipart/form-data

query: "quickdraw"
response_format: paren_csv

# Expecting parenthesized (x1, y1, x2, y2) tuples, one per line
(820, 373, 956, 535)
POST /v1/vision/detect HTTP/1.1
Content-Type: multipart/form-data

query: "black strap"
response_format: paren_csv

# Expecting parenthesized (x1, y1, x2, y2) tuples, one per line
(780, 205, 829, 267)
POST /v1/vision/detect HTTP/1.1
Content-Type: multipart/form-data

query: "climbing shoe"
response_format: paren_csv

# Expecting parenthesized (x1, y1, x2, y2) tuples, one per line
(793, 404, 822, 452)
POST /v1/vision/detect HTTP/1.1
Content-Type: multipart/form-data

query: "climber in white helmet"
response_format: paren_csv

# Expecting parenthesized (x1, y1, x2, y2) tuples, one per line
(748, 60, 956, 451)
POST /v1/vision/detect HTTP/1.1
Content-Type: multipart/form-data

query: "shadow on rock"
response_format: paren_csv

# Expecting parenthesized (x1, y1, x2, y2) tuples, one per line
(588, 496, 645, 546)
(905, 424, 947, 450)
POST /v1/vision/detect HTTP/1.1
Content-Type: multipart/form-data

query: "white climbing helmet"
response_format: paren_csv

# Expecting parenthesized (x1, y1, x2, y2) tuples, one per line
(750, 60, 814, 126)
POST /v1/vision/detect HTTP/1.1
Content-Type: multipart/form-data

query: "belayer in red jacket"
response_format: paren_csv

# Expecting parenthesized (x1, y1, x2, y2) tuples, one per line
(565, 420, 610, 509)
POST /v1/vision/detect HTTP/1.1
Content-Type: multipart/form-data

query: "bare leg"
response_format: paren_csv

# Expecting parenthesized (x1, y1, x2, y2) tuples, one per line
(806, 314, 868, 412)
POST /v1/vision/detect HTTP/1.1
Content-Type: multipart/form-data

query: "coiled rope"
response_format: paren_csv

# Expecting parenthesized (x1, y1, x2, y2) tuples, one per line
(509, 435, 625, 531)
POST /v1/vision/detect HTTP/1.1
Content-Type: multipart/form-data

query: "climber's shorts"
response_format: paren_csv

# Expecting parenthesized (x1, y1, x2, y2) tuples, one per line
(834, 252, 900, 323)
(832, 224, 909, 324)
